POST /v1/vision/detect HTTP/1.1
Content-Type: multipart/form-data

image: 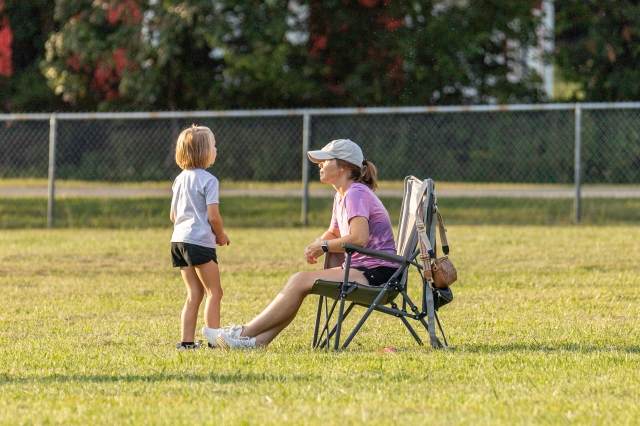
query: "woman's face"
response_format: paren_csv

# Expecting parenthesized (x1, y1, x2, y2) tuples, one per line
(318, 159, 342, 183)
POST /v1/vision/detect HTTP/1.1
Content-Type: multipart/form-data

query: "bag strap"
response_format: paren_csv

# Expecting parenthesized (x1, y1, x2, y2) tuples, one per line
(417, 204, 451, 259)
(415, 180, 434, 278)
(414, 179, 440, 349)
(435, 208, 450, 257)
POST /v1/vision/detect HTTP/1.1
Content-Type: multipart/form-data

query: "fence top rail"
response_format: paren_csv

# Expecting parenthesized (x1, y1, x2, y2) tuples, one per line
(577, 102, 640, 110)
(0, 113, 51, 121)
(2, 102, 640, 121)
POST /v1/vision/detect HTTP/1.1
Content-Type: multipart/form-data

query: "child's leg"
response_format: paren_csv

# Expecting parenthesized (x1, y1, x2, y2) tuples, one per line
(194, 261, 223, 329)
(180, 266, 205, 342)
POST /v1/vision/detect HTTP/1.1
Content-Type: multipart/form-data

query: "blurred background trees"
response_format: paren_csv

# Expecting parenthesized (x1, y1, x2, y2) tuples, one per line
(555, 0, 640, 101)
(0, 0, 638, 112)
(0, 0, 63, 112)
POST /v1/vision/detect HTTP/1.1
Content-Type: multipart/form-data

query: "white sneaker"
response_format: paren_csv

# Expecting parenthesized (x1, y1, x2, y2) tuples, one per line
(216, 332, 256, 350)
(202, 324, 243, 348)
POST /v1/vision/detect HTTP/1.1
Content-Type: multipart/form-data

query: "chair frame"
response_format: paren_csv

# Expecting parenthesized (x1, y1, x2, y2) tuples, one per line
(310, 177, 451, 351)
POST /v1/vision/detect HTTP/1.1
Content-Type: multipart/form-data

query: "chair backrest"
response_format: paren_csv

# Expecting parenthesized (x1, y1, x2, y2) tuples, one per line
(324, 176, 436, 272)
(396, 176, 436, 259)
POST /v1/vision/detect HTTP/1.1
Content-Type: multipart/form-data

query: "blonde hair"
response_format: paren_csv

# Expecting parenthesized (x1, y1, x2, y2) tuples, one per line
(175, 125, 214, 170)
(336, 158, 378, 191)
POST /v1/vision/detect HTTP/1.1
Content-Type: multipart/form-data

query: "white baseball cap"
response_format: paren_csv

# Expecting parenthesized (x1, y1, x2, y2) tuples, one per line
(307, 139, 364, 168)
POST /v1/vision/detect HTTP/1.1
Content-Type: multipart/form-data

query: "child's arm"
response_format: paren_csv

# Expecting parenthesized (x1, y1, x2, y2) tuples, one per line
(207, 203, 230, 246)
(170, 207, 175, 223)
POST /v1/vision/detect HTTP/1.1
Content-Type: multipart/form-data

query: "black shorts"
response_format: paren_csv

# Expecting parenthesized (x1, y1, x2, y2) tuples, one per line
(354, 266, 399, 286)
(171, 242, 218, 267)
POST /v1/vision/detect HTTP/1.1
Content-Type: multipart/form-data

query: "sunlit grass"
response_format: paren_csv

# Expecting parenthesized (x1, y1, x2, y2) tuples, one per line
(1, 226, 639, 424)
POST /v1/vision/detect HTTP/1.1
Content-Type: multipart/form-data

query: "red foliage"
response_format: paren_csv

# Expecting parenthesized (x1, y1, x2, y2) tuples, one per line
(379, 16, 404, 31)
(87, 1, 142, 101)
(0, 14, 12, 76)
(309, 0, 406, 96)
(310, 34, 327, 58)
(107, 0, 142, 25)
(112, 48, 127, 74)
(66, 54, 81, 72)
(90, 49, 136, 100)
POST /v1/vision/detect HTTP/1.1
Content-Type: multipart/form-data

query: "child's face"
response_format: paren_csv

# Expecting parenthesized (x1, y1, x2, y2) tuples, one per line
(209, 136, 217, 166)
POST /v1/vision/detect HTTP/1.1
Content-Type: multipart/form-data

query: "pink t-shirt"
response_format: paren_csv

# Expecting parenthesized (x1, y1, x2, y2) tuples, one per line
(330, 182, 397, 269)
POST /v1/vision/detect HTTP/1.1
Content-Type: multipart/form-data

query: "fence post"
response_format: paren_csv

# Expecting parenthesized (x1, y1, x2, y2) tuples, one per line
(574, 103, 582, 224)
(47, 113, 57, 228)
(301, 113, 311, 226)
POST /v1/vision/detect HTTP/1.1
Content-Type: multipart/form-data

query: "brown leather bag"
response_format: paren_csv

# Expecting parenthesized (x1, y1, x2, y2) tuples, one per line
(417, 201, 458, 288)
(432, 256, 457, 289)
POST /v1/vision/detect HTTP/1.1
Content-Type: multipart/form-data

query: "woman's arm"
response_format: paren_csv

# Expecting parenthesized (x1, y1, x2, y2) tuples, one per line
(320, 227, 340, 241)
(304, 216, 369, 263)
(326, 216, 369, 251)
(207, 203, 230, 246)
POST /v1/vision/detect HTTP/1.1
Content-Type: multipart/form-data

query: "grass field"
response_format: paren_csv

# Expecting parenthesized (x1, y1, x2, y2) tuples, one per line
(1, 223, 639, 424)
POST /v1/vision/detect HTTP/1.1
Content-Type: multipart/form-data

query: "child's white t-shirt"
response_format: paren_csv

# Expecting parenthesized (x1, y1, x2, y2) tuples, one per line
(170, 168, 219, 248)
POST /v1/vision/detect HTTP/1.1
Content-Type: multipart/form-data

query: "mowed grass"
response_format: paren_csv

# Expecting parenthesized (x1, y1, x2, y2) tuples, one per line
(1, 225, 639, 425)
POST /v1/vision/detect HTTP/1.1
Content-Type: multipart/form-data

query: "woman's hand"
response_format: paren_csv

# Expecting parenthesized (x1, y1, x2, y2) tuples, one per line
(304, 238, 323, 264)
(304, 228, 340, 264)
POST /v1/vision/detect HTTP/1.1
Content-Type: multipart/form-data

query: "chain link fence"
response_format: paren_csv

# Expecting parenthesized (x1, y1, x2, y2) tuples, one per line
(1, 104, 640, 224)
(0, 117, 50, 179)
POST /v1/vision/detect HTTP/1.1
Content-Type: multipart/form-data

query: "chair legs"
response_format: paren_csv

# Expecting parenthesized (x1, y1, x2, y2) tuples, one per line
(312, 295, 324, 348)
(312, 295, 356, 349)
(391, 301, 424, 346)
(339, 283, 393, 350)
(311, 290, 447, 350)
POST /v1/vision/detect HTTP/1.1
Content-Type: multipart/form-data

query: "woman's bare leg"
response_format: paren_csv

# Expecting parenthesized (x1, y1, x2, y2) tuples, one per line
(241, 268, 368, 347)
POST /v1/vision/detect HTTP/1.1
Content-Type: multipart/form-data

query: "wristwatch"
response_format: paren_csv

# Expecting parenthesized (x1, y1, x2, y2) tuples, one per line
(321, 240, 329, 253)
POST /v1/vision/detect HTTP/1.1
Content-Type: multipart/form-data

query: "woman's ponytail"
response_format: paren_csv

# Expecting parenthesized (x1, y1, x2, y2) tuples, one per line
(336, 158, 378, 191)
(359, 159, 378, 191)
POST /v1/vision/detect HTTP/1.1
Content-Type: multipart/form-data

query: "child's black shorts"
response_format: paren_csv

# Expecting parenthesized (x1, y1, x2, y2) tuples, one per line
(171, 242, 218, 267)
(354, 266, 399, 286)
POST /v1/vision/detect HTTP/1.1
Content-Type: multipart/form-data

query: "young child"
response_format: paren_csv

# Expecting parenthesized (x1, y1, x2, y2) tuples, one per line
(170, 125, 230, 349)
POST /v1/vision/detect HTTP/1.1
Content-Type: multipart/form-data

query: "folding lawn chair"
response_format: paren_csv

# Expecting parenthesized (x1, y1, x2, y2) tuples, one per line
(310, 176, 453, 350)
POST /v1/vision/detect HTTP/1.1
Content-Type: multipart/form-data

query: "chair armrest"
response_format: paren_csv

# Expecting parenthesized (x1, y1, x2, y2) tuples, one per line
(341, 243, 407, 265)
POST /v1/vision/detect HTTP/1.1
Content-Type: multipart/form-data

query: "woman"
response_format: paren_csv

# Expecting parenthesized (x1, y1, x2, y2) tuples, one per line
(205, 139, 399, 349)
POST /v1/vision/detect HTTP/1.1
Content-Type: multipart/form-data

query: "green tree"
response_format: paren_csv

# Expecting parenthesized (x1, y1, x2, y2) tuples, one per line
(400, 0, 544, 105)
(555, 1, 640, 101)
(41, 0, 545, 111)
(0, 0, 62, 112)
(41, 0, 146, 110)
(306, 0, 544, 106)
(42, 0, 312, 111)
